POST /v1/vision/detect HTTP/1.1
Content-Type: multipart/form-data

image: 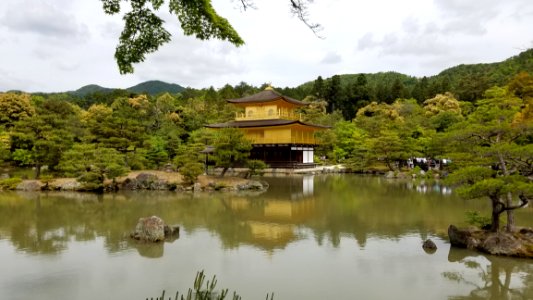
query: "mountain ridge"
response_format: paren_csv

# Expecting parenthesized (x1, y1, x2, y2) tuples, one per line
(70, 80, 185, 97)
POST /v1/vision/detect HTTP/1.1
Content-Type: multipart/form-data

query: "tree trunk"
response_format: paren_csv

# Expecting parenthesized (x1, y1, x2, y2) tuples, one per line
(505, 192, 515, 232)
(497, 151, 515, 232)
(220, 167, 228, 177)
(490, 196, 501, 232)
(494, 131, 515, 232)
(385, 159, 394, 171)
(34, 164, 41, 179)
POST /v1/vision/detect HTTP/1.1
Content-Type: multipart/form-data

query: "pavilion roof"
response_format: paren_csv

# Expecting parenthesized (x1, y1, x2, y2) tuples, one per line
(205, 119, 330, 129)
(227, 89, 306, 107)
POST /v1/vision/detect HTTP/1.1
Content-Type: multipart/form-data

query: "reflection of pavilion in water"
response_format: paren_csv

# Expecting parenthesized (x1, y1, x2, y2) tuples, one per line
(225, 175, 316, 251)
(406, 181, 453, 195)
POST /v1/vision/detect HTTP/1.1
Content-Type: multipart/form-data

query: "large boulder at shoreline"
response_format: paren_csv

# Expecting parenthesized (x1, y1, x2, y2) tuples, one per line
(122, 173, 170, 190)
(51, 179, 82, 191)
(448, 225, 533, 258)
(16, 180, 43, 191)
(236, 180, 269, 191)
(130, 216, 180, 242)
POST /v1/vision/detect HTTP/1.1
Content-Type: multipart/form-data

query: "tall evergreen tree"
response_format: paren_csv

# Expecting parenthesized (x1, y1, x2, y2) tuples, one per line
(312, 76, 326, 99)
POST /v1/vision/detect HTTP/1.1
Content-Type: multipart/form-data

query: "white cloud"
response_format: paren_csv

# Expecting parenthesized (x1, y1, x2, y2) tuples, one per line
(320, 52, 342, 64)
(0, 0, 532, 92)
(0, 0, 89, 41)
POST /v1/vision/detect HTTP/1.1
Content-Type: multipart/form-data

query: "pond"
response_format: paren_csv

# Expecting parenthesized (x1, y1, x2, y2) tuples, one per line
(0, 175, 532, 300)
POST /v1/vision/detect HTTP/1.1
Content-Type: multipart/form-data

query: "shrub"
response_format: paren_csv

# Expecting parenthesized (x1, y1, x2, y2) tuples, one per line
(246, 159, 267, 177)
(146, 271, 274, 300)
(0, 177, 22, 190)
(181, 162, 204, 184)
(465, 211, 492, 228)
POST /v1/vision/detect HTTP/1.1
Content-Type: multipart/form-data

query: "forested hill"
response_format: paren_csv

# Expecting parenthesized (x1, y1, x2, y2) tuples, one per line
(288, 49, 533, 119)
(127, 80, 185, 95)
(433, 49, 533, 101)
(71, 80, 185, 97)
(71, 84, 114, 97)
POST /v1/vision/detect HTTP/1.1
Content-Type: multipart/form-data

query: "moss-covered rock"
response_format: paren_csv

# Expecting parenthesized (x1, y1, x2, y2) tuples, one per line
(448, 225, 533, 258)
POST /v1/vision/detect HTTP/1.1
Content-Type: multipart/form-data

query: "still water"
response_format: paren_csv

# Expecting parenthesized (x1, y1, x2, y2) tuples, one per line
(0, 175, 532, 300)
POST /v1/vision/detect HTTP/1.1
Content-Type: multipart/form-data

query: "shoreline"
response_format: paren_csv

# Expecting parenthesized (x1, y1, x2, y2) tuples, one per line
(2, 170, 269, 193)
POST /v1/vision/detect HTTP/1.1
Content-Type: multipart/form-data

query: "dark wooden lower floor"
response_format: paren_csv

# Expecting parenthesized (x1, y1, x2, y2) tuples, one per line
(250, 145, 316, 169)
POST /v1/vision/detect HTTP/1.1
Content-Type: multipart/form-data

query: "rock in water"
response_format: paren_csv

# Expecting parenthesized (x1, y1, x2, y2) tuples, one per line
(164, 225, 180, 238)
(481, 233, 524, 256)
(448, 224, 533, 258)
(448, 225, 480, 249)
(422, 239, 437, 254)
(131, 216, 165, 242)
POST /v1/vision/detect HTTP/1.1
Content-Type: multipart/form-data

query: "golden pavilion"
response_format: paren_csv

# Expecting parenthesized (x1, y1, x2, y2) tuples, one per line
(206, 87, 328, 168)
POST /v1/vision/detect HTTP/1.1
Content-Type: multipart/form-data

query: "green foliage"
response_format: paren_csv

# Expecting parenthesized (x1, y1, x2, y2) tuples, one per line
(128, 80, 185, 95)
(0, 93, 35, 127)
(297, 49, 533, 110)
(173, 142, 206, 171)
(125, 149, 150, 170)
(58, 144, 129, 190)
(246, 159, 267, 176)
(443, 81, 533, 231)
(146, 271, 274, 300)
(145, 136, 169, 168)
(101, 0, 244, 74)
(181, 162, 204, 184)
(0, 177, 22, 190)
(465, 211, 492, 228)
(212, 128, 251, 176)
(11, 149, 33, 166)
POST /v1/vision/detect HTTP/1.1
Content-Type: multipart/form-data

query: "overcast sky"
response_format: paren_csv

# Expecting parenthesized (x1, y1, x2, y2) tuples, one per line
(1, 0, 532, 93)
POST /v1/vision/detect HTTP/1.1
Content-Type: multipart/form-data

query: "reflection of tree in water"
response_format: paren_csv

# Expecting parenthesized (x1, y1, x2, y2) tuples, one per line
(0, 175, 532, 256)
(443, 248, 533, 299)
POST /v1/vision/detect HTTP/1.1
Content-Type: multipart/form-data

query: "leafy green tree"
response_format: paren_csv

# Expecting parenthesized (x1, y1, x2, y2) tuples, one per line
(508, 72, 533, 99)
(344, 74, 371, 120)
(234, 81, 258, 97)
(325, 75, 344, 113)
(212, 128, 252, 177)
(218, 84, 238, 100)
(373, 80, 388, 103)
(312, 76, 326, 99)
(423, 92, 464, 132)
(342, 126, 370, 172)
(447, 166, 531, 232)
(0, 93, 35, 128)
(150, 93, 179, 130)
(423, 92, 462, 116)
(367, 130, 412, 171)
(144, 136, 169, 168)
(0, 129, 11, 162)
(101, 0, 243, 74)
(83, 96, 149, 153)
(329, 121, 359, 162)
(353, 99, 425, 171)
(101, 0, 318, 73)
(390, 78, 408, 101)
(173, 142, 205, 171)
(355, 101, 402, 135)
(8, 98, 81, 178)
(59, 144, 129, 191)
(411, 76, 429, 103)
(246, 159, 268, 177)
(180, 162, 204, 184)
(172, 128, 215, 174)
(445, 86, 532, 232)
(454, 72, 490, 102)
